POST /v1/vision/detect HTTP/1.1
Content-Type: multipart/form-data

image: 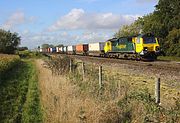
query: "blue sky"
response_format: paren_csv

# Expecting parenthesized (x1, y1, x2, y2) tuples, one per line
(0, 0, 158, 49)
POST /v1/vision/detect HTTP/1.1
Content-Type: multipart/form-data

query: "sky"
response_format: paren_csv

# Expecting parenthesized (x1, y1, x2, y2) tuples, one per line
(0, 0, 158, 49)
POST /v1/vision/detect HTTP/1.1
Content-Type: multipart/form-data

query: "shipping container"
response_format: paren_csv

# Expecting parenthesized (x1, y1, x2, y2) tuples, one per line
(75, 44, 89, 55)
(50, 48, 53, 52)
(52, 47, 56, 53)
(44, 48, 48, 53)
(39, 48, 43, 52)
(56, 47, 60, 53)
(63, 46, 68, 53)
(88, 42, 105, 56)
(56, 46, 64, 53)
(89, 42, 105, 51)
(47, 48, 51, 53)
(59, 47, 63, 52)
(67, 45, 76, 54)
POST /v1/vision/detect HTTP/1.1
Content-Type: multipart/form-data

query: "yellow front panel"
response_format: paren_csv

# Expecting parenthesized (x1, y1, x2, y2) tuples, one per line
(143, 38, 160, 51)
(104, 41, 112, 53)
(135, 37, 143, 53)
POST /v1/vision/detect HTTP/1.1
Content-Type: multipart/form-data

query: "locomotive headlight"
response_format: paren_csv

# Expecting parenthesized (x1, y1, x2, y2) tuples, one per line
(143, 47, 148, 51)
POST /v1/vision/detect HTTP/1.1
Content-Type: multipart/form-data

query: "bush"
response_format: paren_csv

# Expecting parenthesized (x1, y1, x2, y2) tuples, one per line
(0, 54, 20, 76)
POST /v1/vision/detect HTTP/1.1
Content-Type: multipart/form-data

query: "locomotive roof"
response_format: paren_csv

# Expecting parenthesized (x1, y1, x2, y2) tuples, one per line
(107, 33, 154, 42)
(107, 36, 134, 42)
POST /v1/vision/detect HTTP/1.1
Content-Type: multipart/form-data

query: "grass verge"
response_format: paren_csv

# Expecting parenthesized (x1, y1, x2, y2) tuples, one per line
(0, 59, 42, 123)
(158, 56, 180, 61)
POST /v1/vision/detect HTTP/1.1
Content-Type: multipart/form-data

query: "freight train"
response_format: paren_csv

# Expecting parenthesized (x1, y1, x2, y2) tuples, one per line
(40, 33, 160, 60)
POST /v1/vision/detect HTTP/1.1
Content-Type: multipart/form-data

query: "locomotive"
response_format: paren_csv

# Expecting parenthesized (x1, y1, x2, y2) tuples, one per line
(40, 33, 160, 60)
(104, 33, 160, 59)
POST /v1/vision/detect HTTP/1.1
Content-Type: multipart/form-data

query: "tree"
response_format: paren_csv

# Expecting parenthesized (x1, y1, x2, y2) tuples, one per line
(41, 44, 50, 49)
(165, 28, 180, 56)
(114, 19, 142, 38)
(17, 47, 28, 51)
(0, 29, 21, 54)
(41, 44, 54, 48)
(114, 0, 180, 56)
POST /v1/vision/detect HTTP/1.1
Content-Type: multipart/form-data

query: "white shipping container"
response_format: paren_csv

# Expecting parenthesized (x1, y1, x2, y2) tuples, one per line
(67, 46, 73, 51)
(59, 47, 63, 52)
(56, 47, 60, 52)
(40, 48, 43, 52)
(63, 46, 67, 52)
(89, 42, 105, 51)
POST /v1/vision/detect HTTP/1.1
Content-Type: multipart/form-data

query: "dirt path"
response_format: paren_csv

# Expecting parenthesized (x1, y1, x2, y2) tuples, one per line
(35, 59, 99, 123)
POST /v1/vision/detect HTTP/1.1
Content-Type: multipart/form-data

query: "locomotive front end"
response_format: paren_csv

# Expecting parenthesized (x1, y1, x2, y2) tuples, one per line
(137, 33, 160, 59)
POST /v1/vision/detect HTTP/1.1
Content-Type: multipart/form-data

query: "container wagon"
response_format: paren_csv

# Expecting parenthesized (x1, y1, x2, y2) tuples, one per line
(75, 44, 89, 55)
(47, 48, 51, 53)
(67, 45, 76, 54)
(56, 47, 62, 53)
(50, 47, 56, 53)
(63, 46, 68, 54)
(88, 42, 105, 56)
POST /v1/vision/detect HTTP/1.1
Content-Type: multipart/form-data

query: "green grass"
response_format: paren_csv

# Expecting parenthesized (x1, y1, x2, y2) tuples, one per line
(0, 60, 42, 123)
(158, 56, 180, 61)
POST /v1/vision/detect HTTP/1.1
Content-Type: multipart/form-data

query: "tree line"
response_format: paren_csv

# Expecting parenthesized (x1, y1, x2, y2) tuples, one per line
(0, 29, 21, 54)
(115, 0, 180, 57)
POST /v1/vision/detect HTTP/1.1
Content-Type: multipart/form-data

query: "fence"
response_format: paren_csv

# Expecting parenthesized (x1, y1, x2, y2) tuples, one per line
(69, 59, 161, 104)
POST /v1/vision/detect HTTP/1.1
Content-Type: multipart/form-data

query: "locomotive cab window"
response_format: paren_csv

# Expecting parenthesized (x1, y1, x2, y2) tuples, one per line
(136, 38, 141, 44)
(107, 42, 110, 45)
(143, 37, 156, 44)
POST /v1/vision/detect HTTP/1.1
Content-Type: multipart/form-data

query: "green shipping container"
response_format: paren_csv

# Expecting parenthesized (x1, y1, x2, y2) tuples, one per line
(112, 37, 134, 52)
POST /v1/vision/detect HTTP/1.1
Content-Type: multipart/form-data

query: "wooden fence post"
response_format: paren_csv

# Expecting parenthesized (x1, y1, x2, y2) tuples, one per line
(99, 66, 102, 89)
(82, 62, 85, 80)
(69, 59, 72, 73)
(155, 78, 160, 104)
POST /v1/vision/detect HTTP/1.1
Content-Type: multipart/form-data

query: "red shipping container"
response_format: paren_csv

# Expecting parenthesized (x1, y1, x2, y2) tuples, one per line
(76, 44, 88, 52)
(47, 48, 51, 53)
(76, 44, 88, 55)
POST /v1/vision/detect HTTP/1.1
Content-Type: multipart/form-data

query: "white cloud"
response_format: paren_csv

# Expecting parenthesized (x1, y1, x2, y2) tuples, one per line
(20, 30, 114, 49)
(48, 8, 140, 31)
(1, 11, 36, 30)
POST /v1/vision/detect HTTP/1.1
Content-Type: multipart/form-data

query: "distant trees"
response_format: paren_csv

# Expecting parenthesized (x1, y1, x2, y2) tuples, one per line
(115, 0, 180, 56)
(0, 29, 21, 54)
(41, 44, 64, 48)
(17, 47, 28, 51)
(41, 44, 54, 49)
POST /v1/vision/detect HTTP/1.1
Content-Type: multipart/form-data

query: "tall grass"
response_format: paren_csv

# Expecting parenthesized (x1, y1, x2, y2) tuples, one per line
(0, 54, 20, 79)
(45, 55, 180, 122)
(0, 59, 42, 122)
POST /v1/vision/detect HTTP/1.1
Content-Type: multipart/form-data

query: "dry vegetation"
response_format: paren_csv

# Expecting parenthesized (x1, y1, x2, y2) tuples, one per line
(36, 55, 180, 123)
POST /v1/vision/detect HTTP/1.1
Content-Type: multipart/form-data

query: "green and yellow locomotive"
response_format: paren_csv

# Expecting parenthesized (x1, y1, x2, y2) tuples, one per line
(104, 33, 160, 60)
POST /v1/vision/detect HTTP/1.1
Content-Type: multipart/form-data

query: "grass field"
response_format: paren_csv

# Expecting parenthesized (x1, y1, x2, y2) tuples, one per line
(0, 58, 42, 122)
(158, 56, 180, 61)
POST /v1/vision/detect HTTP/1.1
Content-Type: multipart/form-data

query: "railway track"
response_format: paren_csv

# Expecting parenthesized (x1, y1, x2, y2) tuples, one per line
(54, 54, 180, 89)
(67, 54, 179, 71)
(48, 53, 180, 73)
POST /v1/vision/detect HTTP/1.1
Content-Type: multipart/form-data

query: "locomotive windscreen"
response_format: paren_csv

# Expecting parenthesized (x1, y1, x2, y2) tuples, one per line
(143, 36, 156, 44)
